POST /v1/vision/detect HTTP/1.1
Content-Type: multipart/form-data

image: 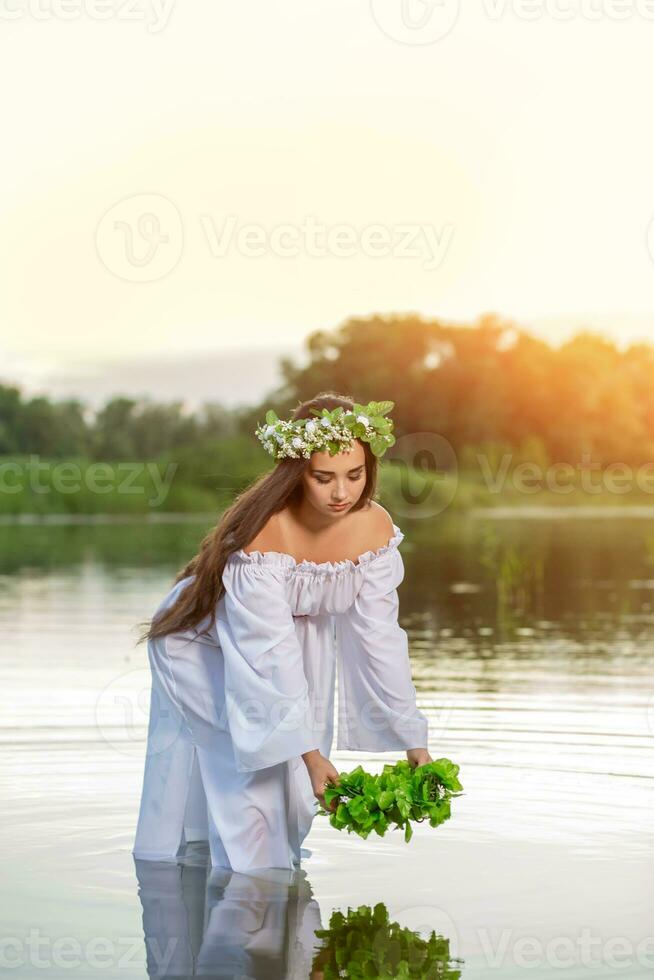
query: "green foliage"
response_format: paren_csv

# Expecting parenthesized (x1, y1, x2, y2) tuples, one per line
(0, 436, 264, 516)
(0, 388, 238, 462)
(6, 312, 654, 518)
(317, 758, 463, 842)
(5, 314, 654, 471)
(279, 313, 654, 468)
(312, 902, 464, 978)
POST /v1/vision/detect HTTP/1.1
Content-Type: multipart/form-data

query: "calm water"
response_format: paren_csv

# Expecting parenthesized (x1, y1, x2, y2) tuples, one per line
(0, 511, 652, 979)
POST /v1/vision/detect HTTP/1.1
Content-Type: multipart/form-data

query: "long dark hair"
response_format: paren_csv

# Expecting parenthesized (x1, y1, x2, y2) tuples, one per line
(136, 391, 379, 644)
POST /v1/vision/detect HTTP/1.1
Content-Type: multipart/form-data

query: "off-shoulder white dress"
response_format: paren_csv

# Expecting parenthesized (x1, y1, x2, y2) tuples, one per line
(132, 523, 429, 873)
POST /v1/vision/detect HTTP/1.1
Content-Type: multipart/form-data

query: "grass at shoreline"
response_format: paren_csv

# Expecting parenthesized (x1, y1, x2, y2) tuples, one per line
(2, 450, 654, 516)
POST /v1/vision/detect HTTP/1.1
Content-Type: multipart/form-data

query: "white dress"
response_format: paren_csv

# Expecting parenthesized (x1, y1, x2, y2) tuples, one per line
(132, 523, 429, 873)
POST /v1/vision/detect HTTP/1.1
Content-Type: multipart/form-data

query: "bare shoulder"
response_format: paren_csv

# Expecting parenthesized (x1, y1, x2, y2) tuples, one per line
(355, 500, 395, 551)
(241, 503, 395, 562)
(242, 513, 283, 554)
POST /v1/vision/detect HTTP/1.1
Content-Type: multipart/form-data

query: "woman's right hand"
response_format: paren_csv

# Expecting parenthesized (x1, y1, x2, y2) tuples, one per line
(302, 750, 340, 812)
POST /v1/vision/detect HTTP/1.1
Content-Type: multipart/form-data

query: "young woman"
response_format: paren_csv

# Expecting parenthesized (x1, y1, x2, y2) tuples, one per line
(132, 392, 431, 873)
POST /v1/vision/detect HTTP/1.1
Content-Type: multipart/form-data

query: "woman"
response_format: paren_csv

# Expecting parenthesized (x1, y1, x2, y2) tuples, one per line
(132, 392, 431, 873)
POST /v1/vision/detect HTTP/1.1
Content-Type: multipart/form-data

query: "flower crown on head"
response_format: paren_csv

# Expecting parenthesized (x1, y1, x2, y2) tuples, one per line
(254, 400, 396, 461)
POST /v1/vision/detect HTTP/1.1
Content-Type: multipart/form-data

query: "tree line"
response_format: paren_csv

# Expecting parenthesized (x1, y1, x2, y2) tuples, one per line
(2, 313, 651, 467)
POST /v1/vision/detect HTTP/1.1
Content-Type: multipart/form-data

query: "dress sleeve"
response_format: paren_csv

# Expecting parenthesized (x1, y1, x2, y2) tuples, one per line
(214, 558, 321, 773)
(334, 545, 429, 753)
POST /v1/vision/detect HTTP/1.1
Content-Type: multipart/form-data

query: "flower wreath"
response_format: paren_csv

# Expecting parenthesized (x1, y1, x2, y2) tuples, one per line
(254, 400, 396, 461)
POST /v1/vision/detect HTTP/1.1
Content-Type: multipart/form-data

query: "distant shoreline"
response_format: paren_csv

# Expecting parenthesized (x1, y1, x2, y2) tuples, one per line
(3, 458, 654, 519)
(4, 504, 654, 525)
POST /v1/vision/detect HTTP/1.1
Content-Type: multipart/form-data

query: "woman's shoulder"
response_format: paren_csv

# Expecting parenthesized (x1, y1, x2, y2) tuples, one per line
(242, 501, 396, 564)
(242, 512, 284, 555)
(359, 501, 396, 550)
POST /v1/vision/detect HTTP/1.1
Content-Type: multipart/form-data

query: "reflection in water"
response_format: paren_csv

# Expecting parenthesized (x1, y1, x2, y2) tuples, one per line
(134, 852, 322, 979)
(312, 902, 463, 978)
(134, 854, 463, 980)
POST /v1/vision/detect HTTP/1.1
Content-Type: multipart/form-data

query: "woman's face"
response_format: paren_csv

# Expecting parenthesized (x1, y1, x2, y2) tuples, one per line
(300, 440, 367, 517)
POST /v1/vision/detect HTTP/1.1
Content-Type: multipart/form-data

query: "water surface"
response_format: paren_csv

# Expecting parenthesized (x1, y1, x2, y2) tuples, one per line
(1, 512, 651, 978)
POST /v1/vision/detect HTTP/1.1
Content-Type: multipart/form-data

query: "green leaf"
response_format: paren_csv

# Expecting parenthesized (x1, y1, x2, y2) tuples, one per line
(377, 790, 395, 811)
(431, 758, 463, 792)
(324, 784, 342, 806)
(370, 436, 388, 457)
(347, 796, 371, 824)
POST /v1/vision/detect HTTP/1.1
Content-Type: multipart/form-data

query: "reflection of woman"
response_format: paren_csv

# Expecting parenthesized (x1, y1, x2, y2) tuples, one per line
(132, 392, 430, 873)
(133, 856, 323, 979)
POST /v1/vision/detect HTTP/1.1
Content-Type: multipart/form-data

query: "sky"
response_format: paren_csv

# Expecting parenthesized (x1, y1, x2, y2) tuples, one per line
(1, 0, 654, 407)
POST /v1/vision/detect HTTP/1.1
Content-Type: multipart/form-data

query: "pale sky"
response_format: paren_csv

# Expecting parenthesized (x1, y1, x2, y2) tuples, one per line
(2, 0, 654, 404)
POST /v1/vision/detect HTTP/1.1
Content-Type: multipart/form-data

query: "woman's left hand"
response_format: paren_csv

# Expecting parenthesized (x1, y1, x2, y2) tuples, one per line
(406, 748, 432, 768)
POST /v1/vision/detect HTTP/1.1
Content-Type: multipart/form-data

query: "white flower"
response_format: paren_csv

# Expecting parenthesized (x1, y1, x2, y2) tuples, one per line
(292, 436, 304, 449)
(320, 418, 331, 428)
(356, 414, 370, 426)
(265, 424, 276, 437)
(305, 420, 316, 434)
(275, 433, 285, 443)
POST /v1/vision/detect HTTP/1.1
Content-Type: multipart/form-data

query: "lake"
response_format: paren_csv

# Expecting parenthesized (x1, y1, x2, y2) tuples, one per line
(0, 510, 652, 978)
